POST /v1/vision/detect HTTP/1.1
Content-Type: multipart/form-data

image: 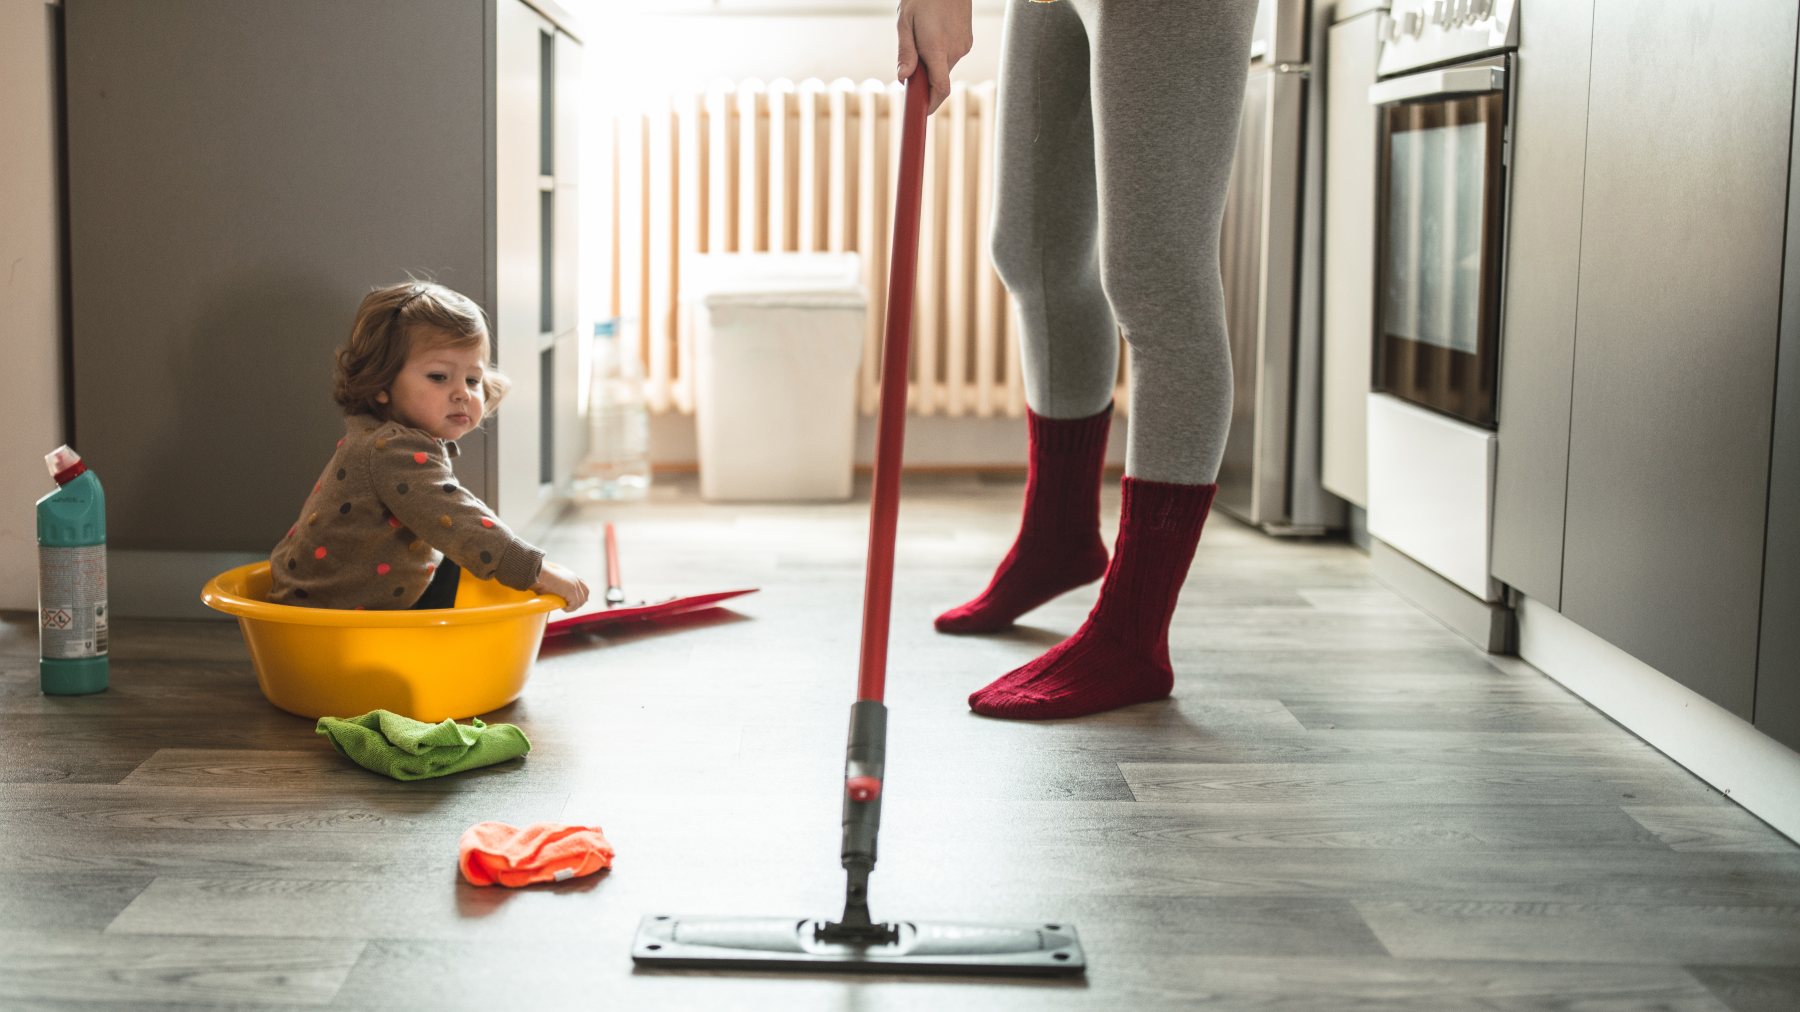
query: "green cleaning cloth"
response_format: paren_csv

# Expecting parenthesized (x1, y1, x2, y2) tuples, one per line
(315, 710, 531, 781)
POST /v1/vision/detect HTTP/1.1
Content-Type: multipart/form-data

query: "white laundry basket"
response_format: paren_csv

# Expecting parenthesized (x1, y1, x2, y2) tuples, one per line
(689, 253, 867, 501)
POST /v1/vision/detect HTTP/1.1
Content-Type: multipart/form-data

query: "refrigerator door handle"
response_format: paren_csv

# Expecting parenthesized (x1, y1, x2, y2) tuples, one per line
(1369, 65, 1505, 105)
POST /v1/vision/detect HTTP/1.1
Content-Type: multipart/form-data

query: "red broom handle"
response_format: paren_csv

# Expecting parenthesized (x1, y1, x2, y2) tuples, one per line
(855, 73, 929, 704)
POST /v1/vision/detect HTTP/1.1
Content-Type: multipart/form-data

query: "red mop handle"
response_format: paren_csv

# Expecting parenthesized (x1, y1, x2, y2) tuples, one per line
(604, 522, 622, 591)
(854, 72, 929, 705)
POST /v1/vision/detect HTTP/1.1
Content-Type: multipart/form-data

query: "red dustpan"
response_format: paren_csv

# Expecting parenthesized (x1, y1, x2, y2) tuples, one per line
(630, 71, 1085, 976)
(542, 522, 756, 639)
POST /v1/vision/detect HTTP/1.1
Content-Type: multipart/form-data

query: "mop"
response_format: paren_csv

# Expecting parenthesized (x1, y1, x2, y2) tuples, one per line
(542, 523, 756, 639)
(630, 72, 1087, 976)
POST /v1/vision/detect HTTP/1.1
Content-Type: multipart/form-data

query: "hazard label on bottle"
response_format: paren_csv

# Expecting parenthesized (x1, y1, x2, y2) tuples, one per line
(39, 544, 108, 660)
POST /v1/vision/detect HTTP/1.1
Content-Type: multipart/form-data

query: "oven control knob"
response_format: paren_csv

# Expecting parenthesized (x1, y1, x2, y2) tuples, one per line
(1430, 1, 1446, 24)
(1404, 11, 1423, 36)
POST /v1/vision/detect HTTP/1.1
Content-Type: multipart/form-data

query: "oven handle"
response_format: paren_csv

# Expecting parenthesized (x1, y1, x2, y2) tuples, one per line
(1369, 65, 1505, 106)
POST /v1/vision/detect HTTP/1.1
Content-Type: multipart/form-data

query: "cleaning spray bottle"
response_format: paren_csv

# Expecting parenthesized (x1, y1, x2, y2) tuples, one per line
(36, 445, 108, 695)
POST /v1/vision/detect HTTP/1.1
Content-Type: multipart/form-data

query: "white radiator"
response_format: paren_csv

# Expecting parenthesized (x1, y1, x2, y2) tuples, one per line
(600, 78, 1130, 418)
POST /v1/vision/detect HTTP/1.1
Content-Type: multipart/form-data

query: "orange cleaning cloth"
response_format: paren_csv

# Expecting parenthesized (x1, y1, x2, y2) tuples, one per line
(458, 821, 614, 887)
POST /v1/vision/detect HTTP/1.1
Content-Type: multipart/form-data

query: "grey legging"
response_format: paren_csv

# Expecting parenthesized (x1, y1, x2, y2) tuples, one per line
(988, 0, 1259, 484)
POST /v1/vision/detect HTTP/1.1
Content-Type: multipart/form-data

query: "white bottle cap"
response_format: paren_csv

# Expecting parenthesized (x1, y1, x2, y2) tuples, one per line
(45, 445, 82, 480)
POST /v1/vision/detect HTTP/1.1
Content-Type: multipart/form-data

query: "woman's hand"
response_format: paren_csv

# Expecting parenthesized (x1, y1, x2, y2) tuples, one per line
(533, 559, 591, 612)
(897, 0, 973, 115)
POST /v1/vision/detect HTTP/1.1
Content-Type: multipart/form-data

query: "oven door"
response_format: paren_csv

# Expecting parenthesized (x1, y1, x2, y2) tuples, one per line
(1371, 56, 1508, 429)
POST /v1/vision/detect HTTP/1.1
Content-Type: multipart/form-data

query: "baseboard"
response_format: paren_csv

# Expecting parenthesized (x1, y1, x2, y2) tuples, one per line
(1370, 538, 1513, 652)
(1518, 595, 1800, 843)
(1345, 503, 1371, 553)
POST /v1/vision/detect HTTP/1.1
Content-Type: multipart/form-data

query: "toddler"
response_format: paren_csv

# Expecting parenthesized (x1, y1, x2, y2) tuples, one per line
(268, 281, 589, 612)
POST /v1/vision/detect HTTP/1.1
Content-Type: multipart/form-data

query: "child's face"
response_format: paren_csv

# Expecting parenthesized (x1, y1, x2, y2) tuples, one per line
(377, 332, 489, 441)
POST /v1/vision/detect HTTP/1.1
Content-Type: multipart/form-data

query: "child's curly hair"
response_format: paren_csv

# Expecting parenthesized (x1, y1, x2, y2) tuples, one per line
(333, 280, 512, 418)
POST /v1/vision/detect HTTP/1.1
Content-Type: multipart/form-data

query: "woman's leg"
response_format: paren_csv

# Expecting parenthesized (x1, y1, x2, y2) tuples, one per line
(935, 0, 1119, 635)
(970, 0, 1260, 719)
(1090, 0, 1253, 485)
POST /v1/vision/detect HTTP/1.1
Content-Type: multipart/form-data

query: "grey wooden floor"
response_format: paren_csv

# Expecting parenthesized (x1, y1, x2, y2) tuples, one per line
(2, 473, 1798, 1011)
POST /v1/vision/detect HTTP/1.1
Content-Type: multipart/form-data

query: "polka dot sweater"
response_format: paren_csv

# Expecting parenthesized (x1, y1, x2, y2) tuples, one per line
(267, 415, 545, 609)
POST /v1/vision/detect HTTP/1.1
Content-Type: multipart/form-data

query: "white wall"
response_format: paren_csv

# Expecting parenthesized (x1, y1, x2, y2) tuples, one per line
(574, 1, 1007, 102)
(568, 1, 1078, 469)
(0, 0, 66, 612)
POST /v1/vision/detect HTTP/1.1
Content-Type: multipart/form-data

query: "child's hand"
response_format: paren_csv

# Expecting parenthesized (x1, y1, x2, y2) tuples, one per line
(533, 560, 590, 612)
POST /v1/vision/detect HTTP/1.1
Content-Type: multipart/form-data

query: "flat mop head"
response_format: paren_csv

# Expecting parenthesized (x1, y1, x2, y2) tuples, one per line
(631, 914, 1085, 976)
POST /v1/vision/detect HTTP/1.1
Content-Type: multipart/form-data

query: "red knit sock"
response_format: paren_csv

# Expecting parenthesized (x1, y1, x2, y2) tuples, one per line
(935, 406, 1113, 634)
(969, 477, 1215, 720)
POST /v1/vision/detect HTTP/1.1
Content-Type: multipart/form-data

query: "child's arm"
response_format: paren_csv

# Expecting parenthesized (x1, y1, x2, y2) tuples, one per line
(368, 426, 544, 590)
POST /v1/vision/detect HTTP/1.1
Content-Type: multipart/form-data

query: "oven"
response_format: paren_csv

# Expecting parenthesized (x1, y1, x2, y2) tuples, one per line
(1362, 0, 1521, 623)
(1370, 0, 1517, 430)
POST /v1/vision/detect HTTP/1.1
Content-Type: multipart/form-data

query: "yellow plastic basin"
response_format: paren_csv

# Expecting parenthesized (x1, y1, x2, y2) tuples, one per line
(201, 561, 560, 722)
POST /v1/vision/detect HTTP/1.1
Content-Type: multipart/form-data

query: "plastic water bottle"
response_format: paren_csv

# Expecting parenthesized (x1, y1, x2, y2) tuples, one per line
(36, 445, 108, 695)
(570, 318, 651, 500)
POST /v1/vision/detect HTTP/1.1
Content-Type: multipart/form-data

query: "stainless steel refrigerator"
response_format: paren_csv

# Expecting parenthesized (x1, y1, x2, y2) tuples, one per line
(1216, 0, 1346, 535)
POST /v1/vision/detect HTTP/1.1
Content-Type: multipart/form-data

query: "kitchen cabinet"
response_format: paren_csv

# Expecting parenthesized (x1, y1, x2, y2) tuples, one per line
(1758, 60, 1800, 753)
(493, 0, 583, 535)
(1557, 0, 1794, 717)
(1489, 0, 1594, 609)
(1319, 3, 1384, 507)
(64, 0, 581, 614)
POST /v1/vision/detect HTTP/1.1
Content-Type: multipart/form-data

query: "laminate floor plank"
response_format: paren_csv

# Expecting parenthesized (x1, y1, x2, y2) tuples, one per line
(1280, 699, 1623, 734)
(0, 873, 155, 931)
(1355, 899, 1800, 966)
(859, 847, 1800, 904)
(1065, 730, 1664, 768)
(0, 748, 157, 785)
(0, 824, 461, 880)
(118, 748, 519, 790)
(1119, 761, 1715, 807)
(1186, 679, 1582, 706)
(1177, 647, 1513, 678)
(1, 781, 569, 833)
(1621, 806, 1800, 853)
(329, 944, 1735, 1012)
(119, 743, 737, 791)
(0, 930, 361, 1008)
(547, 793, 1673, 857)
(2, 474, 1795, 1009)
(2, 715, 329, 753)
(860, 799, 1673, 851)
(103, 874, 630, 942)
(574, 792, 1800, 905)
(1687, 965, 1800, 1012)
(0, 661, 265, 715)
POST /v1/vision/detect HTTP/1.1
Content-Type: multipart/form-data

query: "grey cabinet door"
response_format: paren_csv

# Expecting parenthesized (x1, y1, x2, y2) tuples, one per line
(1319, 13, 1382, 507)
(1759, 57, 1800, 752)
(65, 0, 490, 553)
(1560, 0, 1795, 717)
(1489, 0, 1595, 609)
(494, 0, 552, 532)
